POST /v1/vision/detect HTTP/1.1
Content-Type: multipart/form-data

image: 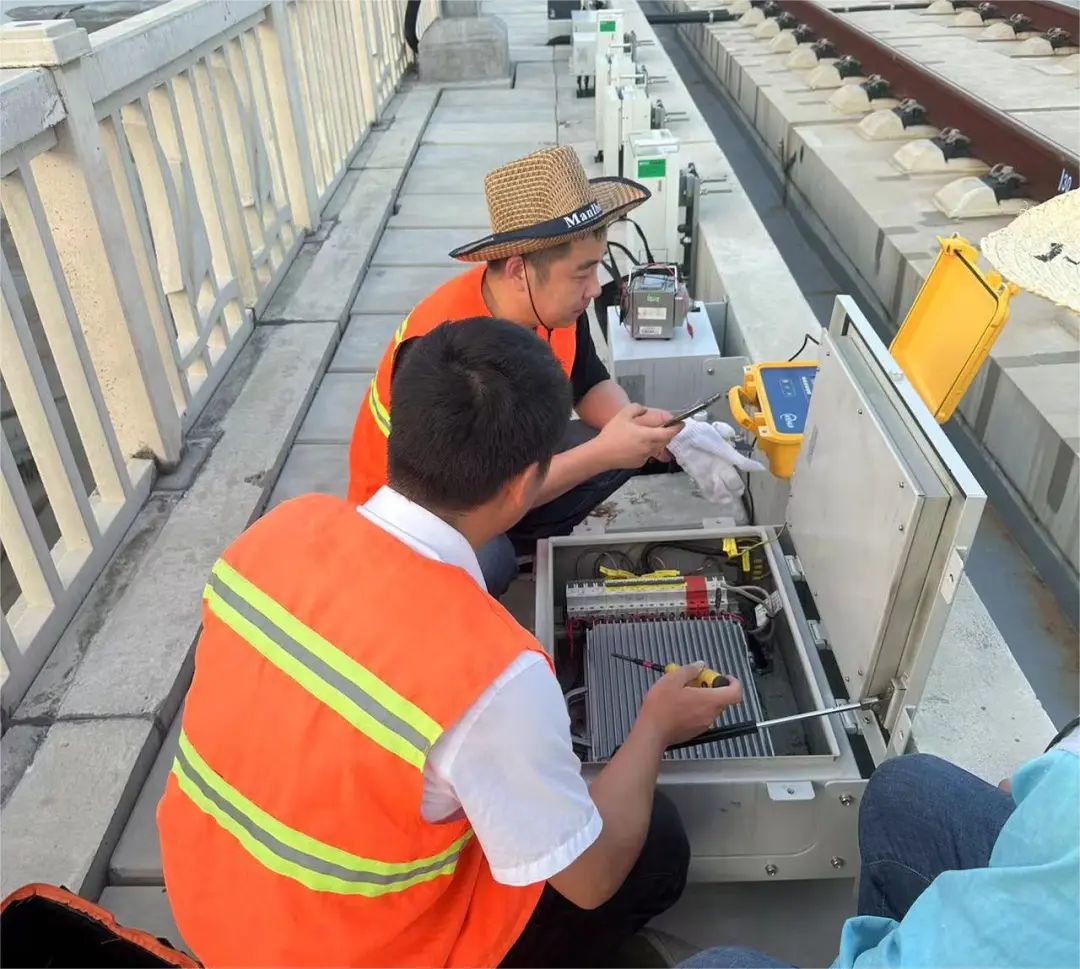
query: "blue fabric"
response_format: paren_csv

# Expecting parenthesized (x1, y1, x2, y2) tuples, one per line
(855, 753, 1014, 920)
(475, 534, 517, 599)
(678, 748, 1079, 969)
(834, 748, 1080, 969)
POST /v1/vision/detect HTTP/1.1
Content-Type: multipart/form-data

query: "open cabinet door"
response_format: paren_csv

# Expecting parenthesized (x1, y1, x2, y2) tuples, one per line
(789, 297, 986, 757)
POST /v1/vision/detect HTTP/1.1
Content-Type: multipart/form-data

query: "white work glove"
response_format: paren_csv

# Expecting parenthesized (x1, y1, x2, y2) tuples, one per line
(667, 420, 765, 524)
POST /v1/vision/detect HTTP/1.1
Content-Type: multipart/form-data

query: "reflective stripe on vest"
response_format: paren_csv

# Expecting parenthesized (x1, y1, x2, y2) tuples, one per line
(368, 316, 410, 438)
(172, 730, 472, 896)
(203, 558, 441, 770)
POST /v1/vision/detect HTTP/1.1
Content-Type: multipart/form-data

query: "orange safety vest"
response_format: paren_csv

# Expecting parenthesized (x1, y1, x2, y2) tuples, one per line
(158, 494, 549, 967)
(347, 265, 577, 504)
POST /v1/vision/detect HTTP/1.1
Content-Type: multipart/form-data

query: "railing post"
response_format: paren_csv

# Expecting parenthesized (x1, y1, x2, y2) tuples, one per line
(261, 1, 320, 230)
(0, 20, 182, 465)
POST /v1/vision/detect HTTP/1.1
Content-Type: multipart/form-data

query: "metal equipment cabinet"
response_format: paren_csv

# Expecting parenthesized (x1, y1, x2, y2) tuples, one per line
(535, 297, 986, 882)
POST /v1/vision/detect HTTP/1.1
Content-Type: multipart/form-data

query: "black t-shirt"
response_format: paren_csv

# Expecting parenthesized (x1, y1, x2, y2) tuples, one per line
(568, 313, 610, 404)
(393, 314, 610, 405)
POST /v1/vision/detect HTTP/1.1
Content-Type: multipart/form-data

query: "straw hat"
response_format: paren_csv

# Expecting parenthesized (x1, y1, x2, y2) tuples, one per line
(449, 146, 651, 263)
(980, 190, 1080, 313)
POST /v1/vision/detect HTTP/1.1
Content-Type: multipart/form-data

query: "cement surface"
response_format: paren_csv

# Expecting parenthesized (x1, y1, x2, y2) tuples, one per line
(390, 194, 489, 228)
(351, 265, 462, 314)
(268, 443, 349, 509)
(373, 227, 464, 267)
(331, 314, 403, 370)
(423, 120, 558, 144)
(2, 718, 159, 897)
(110, 709, 180, 885)
(295, 371, 370, 445)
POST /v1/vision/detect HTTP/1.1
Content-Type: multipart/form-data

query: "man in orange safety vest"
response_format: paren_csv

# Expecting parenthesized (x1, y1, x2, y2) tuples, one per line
(159, 318, 743, 967)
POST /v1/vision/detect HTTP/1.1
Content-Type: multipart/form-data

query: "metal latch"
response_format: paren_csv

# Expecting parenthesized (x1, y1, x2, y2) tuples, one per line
(938, 548, 966, 604)
(785, 553, 804, 580)
(767, 781, 815, 802)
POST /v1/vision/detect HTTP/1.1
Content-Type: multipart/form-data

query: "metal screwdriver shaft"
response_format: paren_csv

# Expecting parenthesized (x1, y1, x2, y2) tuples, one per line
(666, 698, 879, 752)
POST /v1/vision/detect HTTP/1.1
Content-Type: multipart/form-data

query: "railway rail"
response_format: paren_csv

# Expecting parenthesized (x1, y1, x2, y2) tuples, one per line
(766, 0, 1080, 201)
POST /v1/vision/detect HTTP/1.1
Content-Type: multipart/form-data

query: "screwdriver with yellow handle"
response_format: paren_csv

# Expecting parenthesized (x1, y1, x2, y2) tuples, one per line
(611, 653, 730, 689)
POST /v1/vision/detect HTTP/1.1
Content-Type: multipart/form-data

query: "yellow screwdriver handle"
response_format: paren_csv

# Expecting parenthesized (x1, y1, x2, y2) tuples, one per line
(663, 663, 730, 688)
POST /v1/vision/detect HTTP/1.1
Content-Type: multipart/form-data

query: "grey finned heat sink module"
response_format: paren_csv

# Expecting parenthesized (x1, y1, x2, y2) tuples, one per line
(584, 618, 774, 761)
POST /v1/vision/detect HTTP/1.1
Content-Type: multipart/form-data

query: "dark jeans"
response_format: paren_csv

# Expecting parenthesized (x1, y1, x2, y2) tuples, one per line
(502, 791, 690, 968)
(855, 752, 1013, 921)
(479, 422, 640, 598)
(679, 754, 1016, 968)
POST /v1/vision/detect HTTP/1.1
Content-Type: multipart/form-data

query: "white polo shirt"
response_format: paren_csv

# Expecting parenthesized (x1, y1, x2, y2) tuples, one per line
(358, 487, 603, 886)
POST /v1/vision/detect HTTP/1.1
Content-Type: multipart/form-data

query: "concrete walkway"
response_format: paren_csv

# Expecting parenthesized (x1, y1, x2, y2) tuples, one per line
(3, 1, 1057, 961)
(90, 8, 852, 961)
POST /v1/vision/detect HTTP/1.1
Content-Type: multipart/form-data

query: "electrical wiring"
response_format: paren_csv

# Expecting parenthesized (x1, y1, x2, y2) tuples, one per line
(618, 216, 656, 263)
(607, 240, 640, 265)
(574, 548, 637, 579)
(787, 333, 820, 362)
(739, 523, 788, 555)
(637, 541, 738, 574)
(727, 585, 769, 605)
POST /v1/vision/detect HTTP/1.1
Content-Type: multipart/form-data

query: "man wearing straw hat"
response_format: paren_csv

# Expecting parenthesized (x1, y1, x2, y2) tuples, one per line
(348, 147, 682, 596)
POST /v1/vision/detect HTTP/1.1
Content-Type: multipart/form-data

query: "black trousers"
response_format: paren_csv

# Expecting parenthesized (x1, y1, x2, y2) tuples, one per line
(506, 421, 639, 553)
(501, 792, 690, 968)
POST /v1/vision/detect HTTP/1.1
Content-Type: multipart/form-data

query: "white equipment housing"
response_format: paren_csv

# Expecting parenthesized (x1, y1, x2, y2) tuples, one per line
(619, 128, 682, 263)
(570, 10, 598, 80)
(538, 297, 986, 882)
(594, 46, 632, 154)
(595, 8, 624, 62)
(608, 303, 745, 420)
(601, 80, 653, 177)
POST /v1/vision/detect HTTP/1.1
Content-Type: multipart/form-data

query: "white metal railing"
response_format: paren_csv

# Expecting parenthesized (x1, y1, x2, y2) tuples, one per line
(0, 0, 433, 717)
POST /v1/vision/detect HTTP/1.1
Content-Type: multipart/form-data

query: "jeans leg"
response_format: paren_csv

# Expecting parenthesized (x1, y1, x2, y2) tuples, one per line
(501, 791, 690, 968)
(475, 534, 517, 599)
(856, 753, 1014, 920)
(678, 947, 793, 969)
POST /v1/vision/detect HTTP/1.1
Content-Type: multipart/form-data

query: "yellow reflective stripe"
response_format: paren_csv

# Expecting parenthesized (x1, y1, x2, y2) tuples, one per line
(366, 314, 408, 438)
(210, 560, 439, 749)
(368, 378, 390, 437)
(204, 587, 427, 770)
(178, 731, 469, 877)
(172, 737, 470, 897)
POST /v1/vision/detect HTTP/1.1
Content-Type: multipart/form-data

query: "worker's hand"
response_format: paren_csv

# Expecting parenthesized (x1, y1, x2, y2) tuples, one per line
(595, 404, 680, 470)
(636, 663, 744, 748)
(634, 407, 677, 462)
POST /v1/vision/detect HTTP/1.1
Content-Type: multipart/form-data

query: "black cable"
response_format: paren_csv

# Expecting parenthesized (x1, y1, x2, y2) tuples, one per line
(607, 241, 640, 266)
(575, 548, 636, 579)
(619, 217, 655, 264)
(787, 332, 820, 362)
(1045, 716, 1080, 753)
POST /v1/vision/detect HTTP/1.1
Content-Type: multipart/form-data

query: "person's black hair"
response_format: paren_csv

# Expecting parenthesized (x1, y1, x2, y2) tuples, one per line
(388, 317, 571, 511)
